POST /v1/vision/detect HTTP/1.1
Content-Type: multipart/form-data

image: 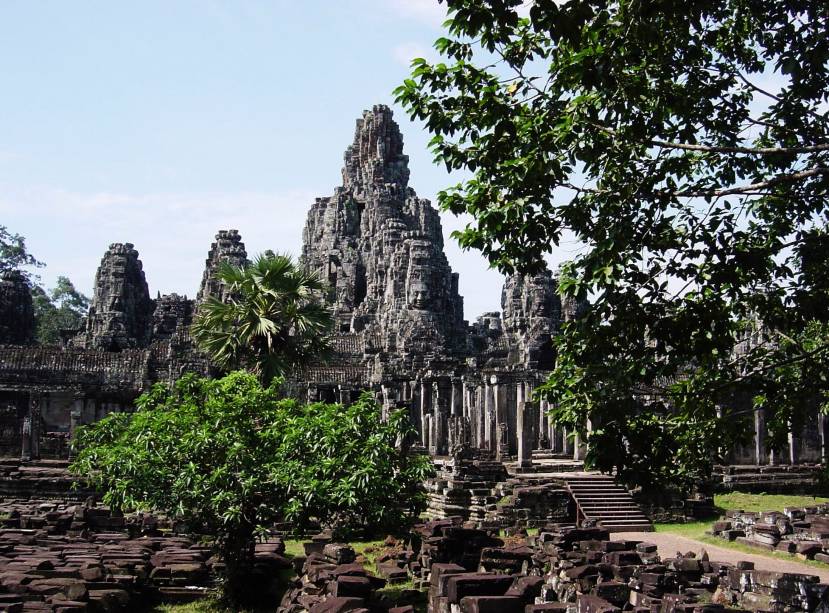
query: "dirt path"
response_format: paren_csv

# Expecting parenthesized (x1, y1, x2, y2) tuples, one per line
(611, 531, 829, 582)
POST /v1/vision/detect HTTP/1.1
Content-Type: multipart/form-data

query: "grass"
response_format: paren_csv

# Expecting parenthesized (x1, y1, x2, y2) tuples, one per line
(653, 524, 829, 573)
(151, 603, 218, 613)
(653, 492, 829, 572)
(152, 537, 419, 613)
(282, 539, 305, 559)
(714, 492, 829, 513)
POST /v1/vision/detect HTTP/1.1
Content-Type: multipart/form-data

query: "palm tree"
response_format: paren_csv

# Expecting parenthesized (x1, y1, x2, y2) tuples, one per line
(191, 253, 333, 384)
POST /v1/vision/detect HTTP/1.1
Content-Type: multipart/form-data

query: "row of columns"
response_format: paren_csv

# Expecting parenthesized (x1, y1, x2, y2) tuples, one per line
(19, 392, 129, 461)
(313, 382, 827, 468)
(741, 407, 828, 466)
(371, 374, 589, 464)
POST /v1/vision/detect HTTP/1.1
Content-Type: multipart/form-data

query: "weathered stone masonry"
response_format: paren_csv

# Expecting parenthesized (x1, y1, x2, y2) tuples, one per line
(0, 105, 824, 469)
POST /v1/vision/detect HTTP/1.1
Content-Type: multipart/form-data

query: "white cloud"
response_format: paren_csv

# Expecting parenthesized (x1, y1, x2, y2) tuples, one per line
(392, 42, 434, 67)
(387, 0, 448, 27)
(0, 185, 317, 299)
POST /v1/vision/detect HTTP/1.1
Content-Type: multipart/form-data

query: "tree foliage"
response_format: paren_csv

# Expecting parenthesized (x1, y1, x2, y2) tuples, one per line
(191, 253, 333, 385)
(32, 276, 90, 344)
(0, 225, 43, 282)
(71, 371, 432, 605)
(397, 0, 829, 489)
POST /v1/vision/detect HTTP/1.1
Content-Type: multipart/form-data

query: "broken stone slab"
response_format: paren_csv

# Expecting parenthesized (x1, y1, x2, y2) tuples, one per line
(576, 594, 620, 613)
(459, 595, 525, 613)
(329, 576, 375, 599)
(504, 575, 544, 602)
(308, 596, 367, 613)
(446, 573, 515, 604)
(323, 544, 356, 566)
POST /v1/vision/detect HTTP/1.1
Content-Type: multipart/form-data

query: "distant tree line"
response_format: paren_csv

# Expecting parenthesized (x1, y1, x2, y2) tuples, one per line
(1, 225, 90, 345)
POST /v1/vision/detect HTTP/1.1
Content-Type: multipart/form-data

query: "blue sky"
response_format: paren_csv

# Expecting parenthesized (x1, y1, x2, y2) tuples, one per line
(0, 0, 535, 319)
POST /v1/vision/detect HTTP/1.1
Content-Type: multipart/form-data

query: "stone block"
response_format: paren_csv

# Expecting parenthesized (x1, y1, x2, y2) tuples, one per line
(592, 580, 630, 607)
(459, 596, 525, 613)
(505, 575, 544, 602)
(309, 596, 367, 613)
(576, 594, 620, 613)
(323, 544, 356, 565)
(329, 576, 377, 599)
(526, 605, 568, 613)
(446, 574, 515, 604)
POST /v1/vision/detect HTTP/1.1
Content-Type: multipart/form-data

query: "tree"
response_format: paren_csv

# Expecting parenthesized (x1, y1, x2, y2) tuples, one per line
(70, 371, 432, 606)
(0, 225, 43, 282)
(397, 0, 829, 490)
(191, 253, 333, 385)
(32, 276, 90, 344)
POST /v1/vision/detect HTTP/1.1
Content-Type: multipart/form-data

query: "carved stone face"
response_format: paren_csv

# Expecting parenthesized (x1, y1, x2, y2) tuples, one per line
(408, 279, 430, 309)
(528, 276, 552, 318)
(406, 241, 434, 310)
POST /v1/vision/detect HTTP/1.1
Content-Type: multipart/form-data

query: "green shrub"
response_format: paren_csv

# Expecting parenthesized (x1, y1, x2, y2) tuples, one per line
(71, 371, 432, 606)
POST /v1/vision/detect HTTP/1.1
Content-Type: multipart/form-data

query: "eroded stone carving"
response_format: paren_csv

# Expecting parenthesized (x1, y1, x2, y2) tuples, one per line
(0, 271, 35, 345)
(501, 271, 563, 370)
(301, 105, 466, 370)
(76, 243, 153, 351)
(196, 229, 248, 305)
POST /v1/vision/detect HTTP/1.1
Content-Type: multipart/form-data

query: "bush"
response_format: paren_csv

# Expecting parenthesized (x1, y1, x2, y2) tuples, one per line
(71, 371, 432, 606)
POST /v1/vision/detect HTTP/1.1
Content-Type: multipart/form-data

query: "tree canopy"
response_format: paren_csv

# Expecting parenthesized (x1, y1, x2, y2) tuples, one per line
(396, 0, 829, 489)
(32, 276, 90, 345)
(71, 371, 432, 605)
(0, 225, 43, 282)
(191, 253, 333, 384)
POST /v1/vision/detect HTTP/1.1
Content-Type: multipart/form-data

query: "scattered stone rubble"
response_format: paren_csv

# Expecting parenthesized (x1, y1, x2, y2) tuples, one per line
(0, 272, 35, 347)
(282, 517, 829, 612)
(0, 497, 290, 611)
(711, 504, 829, 562)
(424, 457, 573, 529)
(1, 103, 824, 475)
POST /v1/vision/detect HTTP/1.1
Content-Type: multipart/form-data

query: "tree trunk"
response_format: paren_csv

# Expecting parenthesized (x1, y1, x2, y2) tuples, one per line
(219, 521, 257, 606)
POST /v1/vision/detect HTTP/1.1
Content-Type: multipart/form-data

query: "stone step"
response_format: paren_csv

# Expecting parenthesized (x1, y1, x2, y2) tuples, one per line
(564, 475, 653, 532)
(584, 513, 650, 520)
(580, 505, 642, 512)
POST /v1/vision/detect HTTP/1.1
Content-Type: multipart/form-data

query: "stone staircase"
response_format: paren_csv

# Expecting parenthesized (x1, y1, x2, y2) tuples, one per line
(564, 475, 654, 532)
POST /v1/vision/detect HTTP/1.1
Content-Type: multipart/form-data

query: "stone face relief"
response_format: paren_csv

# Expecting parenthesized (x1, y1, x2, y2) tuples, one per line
(0, 104, 591, 465)
(196, 229, 248, 305)
(301, 105, 469, 370)
(76, 243, 153, 351)
(0, 271, 35, 345)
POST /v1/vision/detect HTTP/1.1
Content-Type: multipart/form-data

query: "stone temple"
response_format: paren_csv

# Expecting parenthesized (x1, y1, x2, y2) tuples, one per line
(0, 105, 825, 479)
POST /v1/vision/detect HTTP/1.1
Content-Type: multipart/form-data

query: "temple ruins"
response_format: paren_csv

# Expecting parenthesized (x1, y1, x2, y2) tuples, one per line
(0, 105, 825, 476)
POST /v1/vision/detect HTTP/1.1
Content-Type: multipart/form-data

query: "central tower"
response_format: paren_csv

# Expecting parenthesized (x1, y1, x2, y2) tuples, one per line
(301, 105, 466, 370)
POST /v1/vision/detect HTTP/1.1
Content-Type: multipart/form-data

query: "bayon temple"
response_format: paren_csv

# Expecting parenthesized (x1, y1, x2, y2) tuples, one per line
(0, 105, 825, 476)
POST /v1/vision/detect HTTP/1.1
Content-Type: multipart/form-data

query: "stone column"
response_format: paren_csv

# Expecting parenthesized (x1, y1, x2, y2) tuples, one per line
(21, 414, 31, 462)
(484, 379, 494, 449)
(496, 423, 509, 462)
(423, 414, 432, 451)
(517, 389, 533, 469)
(28, 392, 42, 461)
(574, 418, 590, 462)
(493, 377, 507, 452)
(433, 382, 445, 455)
(420, 379, 430, 448)
(754, 408, 766, 465)
(475, 383, 485, 449)
(789, 425, 798, 465)
(539, 397, 550, 449)
(451, 379, 462, 417)
(69, 394, 84, 459)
